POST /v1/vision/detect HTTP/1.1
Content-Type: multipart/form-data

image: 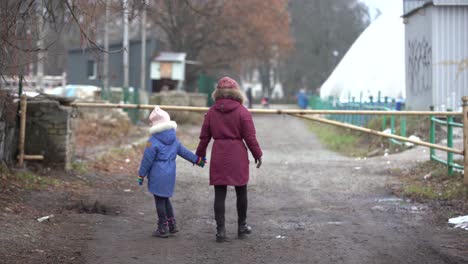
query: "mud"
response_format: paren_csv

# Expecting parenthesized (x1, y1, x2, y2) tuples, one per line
(1, 114, 467, 264)
(84, 115, 468, 263)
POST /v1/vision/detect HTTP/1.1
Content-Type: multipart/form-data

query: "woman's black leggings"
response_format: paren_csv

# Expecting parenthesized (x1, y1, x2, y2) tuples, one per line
(214, 185, 247, 228)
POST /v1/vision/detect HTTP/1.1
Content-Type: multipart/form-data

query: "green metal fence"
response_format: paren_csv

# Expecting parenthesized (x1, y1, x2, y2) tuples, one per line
(309, 95, 397, 127)
(123, 87, 140, 124)
(198, 74, 216, 106)
(101, 86, 140, 124)
(309, 95, 463, 175)
(430, 110, 463, 176)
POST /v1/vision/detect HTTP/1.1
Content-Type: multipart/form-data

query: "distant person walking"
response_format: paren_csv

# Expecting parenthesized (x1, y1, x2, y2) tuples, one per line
(296, 89, 309, 109)
(138, 106, 206, 238)
(246, 87, 253, 109)
(196, 77, 263, 242)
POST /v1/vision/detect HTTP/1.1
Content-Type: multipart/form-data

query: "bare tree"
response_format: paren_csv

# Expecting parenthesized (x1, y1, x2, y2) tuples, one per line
(148, 0, 291, 91)
(0, 0, 126, 83)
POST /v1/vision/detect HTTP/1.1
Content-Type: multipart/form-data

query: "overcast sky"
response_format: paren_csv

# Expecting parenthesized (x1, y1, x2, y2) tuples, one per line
(359, 0, 403, 19)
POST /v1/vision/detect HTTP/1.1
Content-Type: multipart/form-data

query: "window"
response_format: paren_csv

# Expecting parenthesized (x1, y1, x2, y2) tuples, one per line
(87, 60, 97, 80)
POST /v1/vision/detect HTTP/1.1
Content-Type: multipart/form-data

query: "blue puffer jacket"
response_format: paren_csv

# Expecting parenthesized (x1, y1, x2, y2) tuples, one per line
(138, 121, 198, 197)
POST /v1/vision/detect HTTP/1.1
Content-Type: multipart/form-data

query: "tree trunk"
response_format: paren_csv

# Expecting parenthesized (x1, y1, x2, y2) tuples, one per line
(259, 61, 271, 97)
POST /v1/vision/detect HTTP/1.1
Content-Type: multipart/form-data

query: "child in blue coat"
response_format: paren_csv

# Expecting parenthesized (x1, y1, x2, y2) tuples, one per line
(138, 106, 205, 238)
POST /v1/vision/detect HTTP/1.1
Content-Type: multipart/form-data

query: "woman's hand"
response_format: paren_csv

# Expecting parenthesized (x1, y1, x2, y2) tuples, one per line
(195, 157, 207, 168)
(255, 158, 262, 169)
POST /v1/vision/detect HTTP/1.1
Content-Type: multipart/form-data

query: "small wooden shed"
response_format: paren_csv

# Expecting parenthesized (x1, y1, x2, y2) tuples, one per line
(150, 52, 187, 92)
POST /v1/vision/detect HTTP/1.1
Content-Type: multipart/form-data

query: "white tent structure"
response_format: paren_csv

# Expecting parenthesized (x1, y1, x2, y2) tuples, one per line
(320, 10, 405, 102)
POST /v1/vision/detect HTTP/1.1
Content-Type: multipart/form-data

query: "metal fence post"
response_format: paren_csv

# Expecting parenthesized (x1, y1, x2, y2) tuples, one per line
(447, 111, 454, 176)
(391, 115, 395, 134)
(359, 92, 363, 126)
(462, 97, 468, 186)
(400, 116, 407, 137)
(430, 114, 435, 161)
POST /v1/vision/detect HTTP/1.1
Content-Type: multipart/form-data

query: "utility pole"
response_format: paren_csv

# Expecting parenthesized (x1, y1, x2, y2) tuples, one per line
(103, 0, 110, 99)
(140, 0, 147, 93)
(123, 0, 129, 89)
(36, 1, 45, 92)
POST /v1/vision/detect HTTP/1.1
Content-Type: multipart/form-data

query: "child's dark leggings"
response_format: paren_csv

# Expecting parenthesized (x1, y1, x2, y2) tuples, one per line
(214, 185, 247, 228)
(154, 195, 174, 225)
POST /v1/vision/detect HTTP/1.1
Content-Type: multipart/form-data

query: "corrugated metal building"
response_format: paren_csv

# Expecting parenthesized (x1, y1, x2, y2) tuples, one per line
(404, 0, 468, 111)
(67, 38, 160, 93)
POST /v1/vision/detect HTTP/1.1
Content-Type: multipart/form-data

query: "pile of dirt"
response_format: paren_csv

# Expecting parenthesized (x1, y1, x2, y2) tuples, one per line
(87, 125, 199, 176)
(89, 144, 143, 175)
(74, 109, 147, 160)
(75, 111, 132, 147)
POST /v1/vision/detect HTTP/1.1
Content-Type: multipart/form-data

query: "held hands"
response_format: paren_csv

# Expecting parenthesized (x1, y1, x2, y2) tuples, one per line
(255, 157, 262, 169)
(195, 157, 207, 168)
(137, 176, 144, 186)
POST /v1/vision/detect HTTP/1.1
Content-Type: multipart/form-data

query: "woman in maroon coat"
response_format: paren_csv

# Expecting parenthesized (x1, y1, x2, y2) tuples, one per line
(196, 77, 263, 242)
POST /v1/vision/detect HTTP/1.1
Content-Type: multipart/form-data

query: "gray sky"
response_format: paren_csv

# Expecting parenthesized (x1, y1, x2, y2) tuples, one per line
(359, 0, 402, 19)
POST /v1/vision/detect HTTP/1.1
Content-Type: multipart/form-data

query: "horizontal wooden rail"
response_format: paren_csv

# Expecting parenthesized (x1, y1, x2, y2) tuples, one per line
(292, 114, 464, 155)
(70, 102, 462, 116)
(17, 155, 44, 161)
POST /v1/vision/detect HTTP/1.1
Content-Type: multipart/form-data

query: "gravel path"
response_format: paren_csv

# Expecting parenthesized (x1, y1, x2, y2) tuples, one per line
(82, 114, 468, 264)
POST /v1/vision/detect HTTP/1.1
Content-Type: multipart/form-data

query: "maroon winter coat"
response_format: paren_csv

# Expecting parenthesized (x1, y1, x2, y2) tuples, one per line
(196, 98, 263, 186)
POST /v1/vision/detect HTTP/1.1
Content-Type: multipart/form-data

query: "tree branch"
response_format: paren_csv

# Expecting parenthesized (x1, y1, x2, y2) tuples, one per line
(64, 0, 123, 54)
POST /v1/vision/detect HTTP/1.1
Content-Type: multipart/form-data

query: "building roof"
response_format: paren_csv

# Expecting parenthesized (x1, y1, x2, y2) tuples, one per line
(153, 52, 186, 62)
(403, 0, 468, 17)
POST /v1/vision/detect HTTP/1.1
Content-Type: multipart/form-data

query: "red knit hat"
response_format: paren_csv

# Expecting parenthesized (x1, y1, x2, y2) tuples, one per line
(217, 77, 239, 90)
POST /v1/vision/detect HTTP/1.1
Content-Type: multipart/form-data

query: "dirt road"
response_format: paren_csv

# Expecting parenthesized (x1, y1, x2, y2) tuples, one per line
(77, 114, 467, 264)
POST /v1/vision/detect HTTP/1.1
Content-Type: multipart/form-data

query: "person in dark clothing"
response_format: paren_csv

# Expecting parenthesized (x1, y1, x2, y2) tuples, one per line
(246, 87, 253, 109)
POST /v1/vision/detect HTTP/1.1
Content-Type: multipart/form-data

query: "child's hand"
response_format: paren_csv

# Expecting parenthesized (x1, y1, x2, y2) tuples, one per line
(195, 157, 207, 168)
(137, 176, 144, 186)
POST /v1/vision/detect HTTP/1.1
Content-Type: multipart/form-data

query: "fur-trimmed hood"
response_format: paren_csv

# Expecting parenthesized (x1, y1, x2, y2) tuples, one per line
(149, 120, 177, 134)
(149, 120, 178, 145)
(212, 88, 246, 104)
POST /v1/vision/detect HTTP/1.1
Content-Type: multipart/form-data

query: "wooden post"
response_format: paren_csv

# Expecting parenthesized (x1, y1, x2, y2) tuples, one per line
(18, 95, 27, 167)
(462, 96, 468, 186)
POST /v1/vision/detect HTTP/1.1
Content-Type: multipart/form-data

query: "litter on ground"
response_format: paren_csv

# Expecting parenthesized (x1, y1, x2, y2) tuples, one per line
(448, 215, 468, 231)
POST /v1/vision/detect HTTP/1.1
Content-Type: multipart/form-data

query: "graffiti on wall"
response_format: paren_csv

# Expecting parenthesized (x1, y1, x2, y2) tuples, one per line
(407, 38, 432, 96)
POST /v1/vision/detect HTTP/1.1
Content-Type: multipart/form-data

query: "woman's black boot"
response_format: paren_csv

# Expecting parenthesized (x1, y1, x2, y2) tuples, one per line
(238, 223, 252, 239)
(216, 226, 226, 243)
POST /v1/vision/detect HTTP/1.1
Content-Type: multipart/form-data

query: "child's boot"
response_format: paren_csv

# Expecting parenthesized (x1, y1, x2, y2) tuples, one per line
(153, 222, 169, 238)
(216, 226, 226, 243)
(238, 222, 252, 239)
(168, 218, 179, 234)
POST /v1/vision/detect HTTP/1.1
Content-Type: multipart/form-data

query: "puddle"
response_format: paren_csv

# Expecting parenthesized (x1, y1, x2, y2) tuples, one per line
(372, 197, 427, 214)
(325, 221, 343, 225)
(66, 200, 119, 215)
(376, 197, 404, 203)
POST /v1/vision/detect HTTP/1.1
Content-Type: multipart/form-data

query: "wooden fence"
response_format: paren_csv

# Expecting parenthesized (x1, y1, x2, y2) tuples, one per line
(47, 98, 467, 186)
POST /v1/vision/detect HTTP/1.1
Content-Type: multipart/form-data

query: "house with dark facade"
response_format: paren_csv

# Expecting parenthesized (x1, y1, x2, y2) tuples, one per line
(403, 0, 468, 111)
(67, 38, 161, 93)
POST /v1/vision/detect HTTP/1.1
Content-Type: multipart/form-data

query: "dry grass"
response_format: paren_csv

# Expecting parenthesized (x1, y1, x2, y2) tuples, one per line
(390, 160, 468, 217)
